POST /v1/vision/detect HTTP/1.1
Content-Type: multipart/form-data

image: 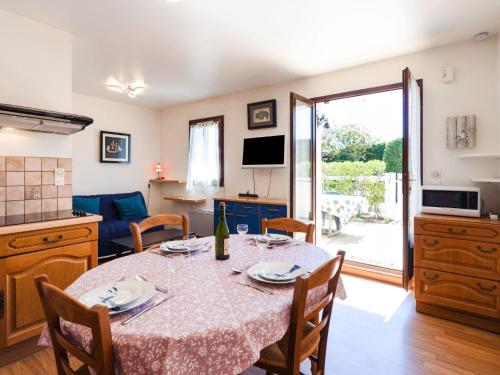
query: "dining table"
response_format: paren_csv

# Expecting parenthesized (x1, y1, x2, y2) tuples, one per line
(39, 234, 346, 375)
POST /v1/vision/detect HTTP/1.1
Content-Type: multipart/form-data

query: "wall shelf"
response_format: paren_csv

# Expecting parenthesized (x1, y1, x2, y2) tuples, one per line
(471, 178, 500, 183)
(458, 153, 500, 159)
(150, 178, 185, 184)
(163, 196, 206, 204)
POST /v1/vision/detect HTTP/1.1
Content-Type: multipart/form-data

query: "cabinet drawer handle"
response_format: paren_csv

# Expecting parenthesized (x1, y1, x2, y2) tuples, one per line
(423, 272, 439, 281)
(476, 283, 497, 292)
(267, 208, 280, 212)
(43, 234, 63, 244)
(237, 214, 247, 218)
(476, 246, 497, 253)
(423, 239, 439, 246)
(448, 227, 467, 235)
(242, 206, 253, 210)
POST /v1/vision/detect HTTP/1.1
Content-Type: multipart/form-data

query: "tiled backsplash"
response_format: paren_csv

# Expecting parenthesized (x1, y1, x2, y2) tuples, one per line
(0, 156, 72, 219)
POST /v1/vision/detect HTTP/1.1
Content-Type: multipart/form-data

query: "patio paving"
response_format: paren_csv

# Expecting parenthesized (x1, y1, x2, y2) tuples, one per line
(319, 220, 403, 270)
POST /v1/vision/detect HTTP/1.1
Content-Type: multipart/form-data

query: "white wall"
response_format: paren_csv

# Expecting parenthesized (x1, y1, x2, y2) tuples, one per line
(72, 94, 162, 214)
(160, 37, 500, 213)
(0, 9, 73, 157)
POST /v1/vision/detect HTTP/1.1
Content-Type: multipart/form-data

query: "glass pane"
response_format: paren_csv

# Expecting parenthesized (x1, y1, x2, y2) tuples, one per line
(294, 99, 313, 224)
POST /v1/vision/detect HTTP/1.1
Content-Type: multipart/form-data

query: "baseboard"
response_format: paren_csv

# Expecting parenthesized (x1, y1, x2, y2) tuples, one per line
(0, 336, 44, 368)
(416, 301, 500, 333)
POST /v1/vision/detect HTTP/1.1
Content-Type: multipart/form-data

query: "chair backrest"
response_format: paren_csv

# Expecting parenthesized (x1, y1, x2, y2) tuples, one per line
(261, 218, 315, 244)
(286, 250, 345, 374)
(129, 214, 189, 252)
(34, 275, 114, 375)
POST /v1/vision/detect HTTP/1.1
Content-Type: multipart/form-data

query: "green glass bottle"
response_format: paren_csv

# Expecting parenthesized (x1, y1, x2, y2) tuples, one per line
(215, 202, 230, 260)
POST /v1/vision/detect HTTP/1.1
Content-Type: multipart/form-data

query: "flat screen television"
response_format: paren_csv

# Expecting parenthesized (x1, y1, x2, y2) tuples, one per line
(242, 135, 286, 168)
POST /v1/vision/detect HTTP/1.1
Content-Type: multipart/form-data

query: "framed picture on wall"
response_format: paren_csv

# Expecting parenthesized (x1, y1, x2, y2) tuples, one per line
(247, 99, 277, 130)
(100, 131, 131, 163)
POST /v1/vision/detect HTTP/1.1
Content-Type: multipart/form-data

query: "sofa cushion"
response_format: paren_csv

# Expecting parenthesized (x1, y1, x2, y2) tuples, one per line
(113, 194, 148, 220)
(73, 196, 101, 215)
(73, 191, 146, 221)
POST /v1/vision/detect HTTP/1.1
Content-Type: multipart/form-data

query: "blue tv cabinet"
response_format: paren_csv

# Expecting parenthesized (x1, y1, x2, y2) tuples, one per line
(213, 197, 288, 235)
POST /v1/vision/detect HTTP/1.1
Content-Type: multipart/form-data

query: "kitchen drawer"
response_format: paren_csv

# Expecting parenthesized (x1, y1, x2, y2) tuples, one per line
(0, 223, 98, 257)
(415, 235, 500, 280)
(235, 202, 259, 215)
(260, 204, 287, 218)
(414, 268, 499, 319)
(415, 217, 500, 243)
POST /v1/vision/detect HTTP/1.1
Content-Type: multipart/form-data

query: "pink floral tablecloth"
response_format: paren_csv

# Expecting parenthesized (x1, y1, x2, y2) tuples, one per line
(39, 235, 346, 375)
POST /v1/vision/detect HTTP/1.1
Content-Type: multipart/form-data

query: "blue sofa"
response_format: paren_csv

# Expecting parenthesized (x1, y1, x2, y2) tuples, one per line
(73, 191, 161, 258)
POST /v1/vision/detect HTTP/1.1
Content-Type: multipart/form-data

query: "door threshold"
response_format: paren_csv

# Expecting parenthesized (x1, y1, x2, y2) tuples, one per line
(342, 260, 403, 286)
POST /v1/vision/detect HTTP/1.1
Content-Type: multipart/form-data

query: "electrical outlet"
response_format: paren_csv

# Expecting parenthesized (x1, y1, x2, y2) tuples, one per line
(430, 170, 441, 185)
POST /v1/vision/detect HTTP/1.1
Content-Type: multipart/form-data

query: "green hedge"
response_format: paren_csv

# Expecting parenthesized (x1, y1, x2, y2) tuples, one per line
(322, 160, 386, 218)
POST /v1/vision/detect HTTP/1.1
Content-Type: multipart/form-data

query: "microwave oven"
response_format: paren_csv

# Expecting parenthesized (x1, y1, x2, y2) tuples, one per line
(421, 185, 481, 217)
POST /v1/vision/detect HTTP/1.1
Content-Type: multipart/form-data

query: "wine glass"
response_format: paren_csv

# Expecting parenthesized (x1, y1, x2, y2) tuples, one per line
(255, 234, 269, 262)
(183, 234, 197, 260)
(237, 224, 249, 236)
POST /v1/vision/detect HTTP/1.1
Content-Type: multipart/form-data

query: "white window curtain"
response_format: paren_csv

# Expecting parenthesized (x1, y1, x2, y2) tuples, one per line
(186, 121, 220, 193)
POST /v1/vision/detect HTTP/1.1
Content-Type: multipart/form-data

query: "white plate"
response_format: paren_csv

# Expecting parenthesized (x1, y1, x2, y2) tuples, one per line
(79, 280, 155, 315)
(247, 262, 306, 284)
(255, 234, 291, 244)
(160, 240, 202, 253)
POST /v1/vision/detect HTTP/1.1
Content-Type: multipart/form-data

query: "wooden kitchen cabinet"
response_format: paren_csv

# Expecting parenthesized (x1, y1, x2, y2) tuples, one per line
(0, 217, 100, 348)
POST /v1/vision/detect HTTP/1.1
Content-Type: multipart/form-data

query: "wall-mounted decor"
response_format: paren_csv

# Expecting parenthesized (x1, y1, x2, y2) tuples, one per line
(447, 115, 476, 149)
(247, 99, 276, 130)
(100, 131, 131, 163)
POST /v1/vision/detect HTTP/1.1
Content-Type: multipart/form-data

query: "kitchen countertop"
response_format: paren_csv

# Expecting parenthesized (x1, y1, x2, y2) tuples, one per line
(0, 214, 103, 236)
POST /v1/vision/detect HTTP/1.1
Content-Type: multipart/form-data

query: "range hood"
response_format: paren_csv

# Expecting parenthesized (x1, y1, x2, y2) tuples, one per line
(0, 103, 93, 135)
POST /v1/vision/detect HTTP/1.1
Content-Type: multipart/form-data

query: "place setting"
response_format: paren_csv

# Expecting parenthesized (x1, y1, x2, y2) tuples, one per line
(78, 276, 172, 325)
(233, 260, 309, 295)
(150, 235, 212, 258)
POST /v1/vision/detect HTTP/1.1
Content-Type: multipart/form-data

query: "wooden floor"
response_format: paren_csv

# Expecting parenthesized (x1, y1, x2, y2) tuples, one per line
(1, 275, 499, 375)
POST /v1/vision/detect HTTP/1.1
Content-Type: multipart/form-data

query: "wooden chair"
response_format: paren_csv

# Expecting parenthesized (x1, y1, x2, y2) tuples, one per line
(34, 274, 114, 375)
(262, 218, 315, 244)
(129, 214, 189, 253)
(255, 250, 345, 375)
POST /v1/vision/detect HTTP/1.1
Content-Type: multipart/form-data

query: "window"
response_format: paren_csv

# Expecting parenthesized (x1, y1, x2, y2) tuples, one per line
(186, 115, 224, 192)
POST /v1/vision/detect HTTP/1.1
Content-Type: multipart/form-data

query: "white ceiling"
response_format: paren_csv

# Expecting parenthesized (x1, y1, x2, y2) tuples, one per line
(1, 0, 500, 108)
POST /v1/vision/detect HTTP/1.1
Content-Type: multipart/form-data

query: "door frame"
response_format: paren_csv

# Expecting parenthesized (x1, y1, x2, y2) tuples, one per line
(289, 93, 316, 223)
(289, 81, 423, 284)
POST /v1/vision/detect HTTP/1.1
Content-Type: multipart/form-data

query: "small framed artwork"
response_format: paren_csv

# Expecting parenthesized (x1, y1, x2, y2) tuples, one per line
(100, 131, 131, 163)
(247, 99, 277, 130)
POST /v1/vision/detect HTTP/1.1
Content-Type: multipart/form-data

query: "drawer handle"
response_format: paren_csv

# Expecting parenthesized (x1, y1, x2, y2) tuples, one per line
(476, 283, 497, 292)
(43, 234, 63, 244)
(423, 239, 439, 246)
(476, 246, 497, 253)
(237, 214, 247, 218)
(423, 273, 439, 281)
(448, 227, 467, 235)
(267, 208, 280, 212)
(242, 206, 254, 209)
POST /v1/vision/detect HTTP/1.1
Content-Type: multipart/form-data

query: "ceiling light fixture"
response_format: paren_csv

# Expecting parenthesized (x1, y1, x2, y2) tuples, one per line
(106, 81, 145, 98)
(473, 32, 489, 41)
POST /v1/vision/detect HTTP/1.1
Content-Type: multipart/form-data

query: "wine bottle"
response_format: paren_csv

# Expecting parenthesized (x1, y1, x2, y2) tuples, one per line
(215, 202, 230, 260)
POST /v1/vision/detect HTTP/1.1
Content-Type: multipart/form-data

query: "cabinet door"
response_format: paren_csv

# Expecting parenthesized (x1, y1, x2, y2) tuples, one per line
(235, 213, 260, 234)
(225, 212, 236, 234)
(0, 241, 96, 347)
